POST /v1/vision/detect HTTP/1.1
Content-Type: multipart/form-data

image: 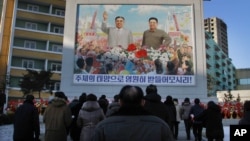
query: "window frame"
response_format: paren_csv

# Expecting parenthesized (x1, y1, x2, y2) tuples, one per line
(52, 44, 63, 52)
(24, 40, 36, 49)
(22, 59, 35, 69)
(51, 63, 62, 71)
(25, 22, 37, 30)
(27, 4, 39, 12)
(53, 26, 64, 34)
(55, 9, 65, 16)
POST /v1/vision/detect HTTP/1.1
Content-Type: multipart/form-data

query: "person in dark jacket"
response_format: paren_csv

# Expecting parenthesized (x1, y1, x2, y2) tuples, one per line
(164, 95, 176, 134)
(98, 95, 109, 114)
(93, 85, 174, 141)
(144, 84, 169, 123)
(195, 101, 224, 141)
(239, 100, 250, 125)
(190, 98, 204, 141)
(43, 91, 72, 141)
(13, 94, 40, 141)
(106, 94, 120, 117)
(69, 93, 87, 141)
(180, 97, 192, 140)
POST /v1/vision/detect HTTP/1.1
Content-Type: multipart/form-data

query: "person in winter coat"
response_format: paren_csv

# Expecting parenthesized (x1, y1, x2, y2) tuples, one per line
(106, 94, 120, 117)
(173, 98, 181, 140)
(180, 97, 192, 140)
(195, 101, 224, 141)
(43, 92, 72, 141)
(189, 98, 204, 141)
(13, 95, 40, 141)
(98, 95, 109, 114)
(239, 100, 250, 125)
(144, 84, 169, 123)
(93, 85, 174, 141)
(77, 94, 105, 141)
(164, 95, 176, 134)
(69, 93, 87, 141)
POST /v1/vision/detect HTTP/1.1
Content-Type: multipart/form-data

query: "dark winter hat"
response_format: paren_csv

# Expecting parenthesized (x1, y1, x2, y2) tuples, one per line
(184, 97, 190, 103)
(55, 91, 66, 99)
(146, 84, 157, 95)
(244, 101, 250, 112)
(26, 94, 34, 101)
(194, 98, 200, 104)
(87, 94, 97, 101)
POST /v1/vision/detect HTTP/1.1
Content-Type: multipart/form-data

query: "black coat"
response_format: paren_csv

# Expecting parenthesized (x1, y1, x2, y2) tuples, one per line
(144, 94, 169, 123)
(13, 100, 40, 141)
(239, 111, 250, 125)
(195, 104, 224, 139)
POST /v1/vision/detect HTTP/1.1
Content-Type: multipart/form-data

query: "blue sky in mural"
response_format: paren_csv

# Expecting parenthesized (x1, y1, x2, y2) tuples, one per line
(77, 5, 192, 33)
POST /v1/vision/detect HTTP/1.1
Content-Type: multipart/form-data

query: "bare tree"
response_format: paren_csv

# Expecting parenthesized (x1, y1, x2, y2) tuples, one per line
(19, 69, 53, 98)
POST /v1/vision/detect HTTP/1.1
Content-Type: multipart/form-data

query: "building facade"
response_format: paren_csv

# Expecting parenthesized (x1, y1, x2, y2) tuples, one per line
(205, 31, 236, 96)
(1, 0, 65, 98)
(236, 68, 250, 90)
(204, 17, 229, 56)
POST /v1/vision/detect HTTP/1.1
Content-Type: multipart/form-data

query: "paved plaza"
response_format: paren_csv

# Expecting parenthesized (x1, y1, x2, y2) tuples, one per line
(0, 116, 237, 141)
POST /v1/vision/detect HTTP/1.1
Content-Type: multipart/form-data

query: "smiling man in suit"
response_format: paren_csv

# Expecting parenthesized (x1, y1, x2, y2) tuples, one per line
(101, 11, 133, 49)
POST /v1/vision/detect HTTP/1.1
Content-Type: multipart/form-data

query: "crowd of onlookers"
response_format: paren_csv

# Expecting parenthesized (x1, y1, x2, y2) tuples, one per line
(11, 84, 250, 141)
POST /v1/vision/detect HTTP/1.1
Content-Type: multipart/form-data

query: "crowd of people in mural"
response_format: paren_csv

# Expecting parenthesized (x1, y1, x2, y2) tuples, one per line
(2, 84, 249, 141)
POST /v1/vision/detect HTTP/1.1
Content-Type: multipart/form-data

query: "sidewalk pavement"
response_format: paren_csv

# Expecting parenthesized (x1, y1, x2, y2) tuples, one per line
(0, 117, 238, 141)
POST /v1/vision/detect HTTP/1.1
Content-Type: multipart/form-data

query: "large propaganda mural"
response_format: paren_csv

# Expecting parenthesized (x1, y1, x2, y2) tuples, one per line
(73, 4, 195, 85)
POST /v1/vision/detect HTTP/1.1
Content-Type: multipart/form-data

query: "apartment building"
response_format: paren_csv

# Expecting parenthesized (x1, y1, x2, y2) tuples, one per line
(205, 31, 236, 96)
(236, 68, 250, 90)
(1, 0, 65, 98)
(204, 17, 228, 56)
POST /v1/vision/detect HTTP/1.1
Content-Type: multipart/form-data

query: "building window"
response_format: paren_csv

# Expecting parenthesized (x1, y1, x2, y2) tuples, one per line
(239, 78, 250, 85)
(54, 82, 60, 91)
(24, 40, 36, 49)
(52, 44, 63, 52)
(51, 63, 61, 71)
(22, 59, 34, 69)
(55, 9, 65, 16)
(27, 4, 39, 12)
(53, 27, 64, 34)
(25, 22, 37, 30)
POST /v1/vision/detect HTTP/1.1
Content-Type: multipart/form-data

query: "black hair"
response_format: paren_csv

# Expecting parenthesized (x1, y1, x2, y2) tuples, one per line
(194, 98, 200, 104)
(85, 57, 93, 66)
(184, 97, 190, 103)
(149, 17, 158, 23)
(76, 57, 85, 69)
(55, 91, 66, 99)
(115, 16, 125, 21)
(26, 94, 34, 101)
(146, 84, 157, 95)
(86, 94, 97, 101)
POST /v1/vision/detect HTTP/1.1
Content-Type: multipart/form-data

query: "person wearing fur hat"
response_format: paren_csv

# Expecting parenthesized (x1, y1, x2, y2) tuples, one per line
(43, 91, 72, 141)
(77, 93, 105, 141)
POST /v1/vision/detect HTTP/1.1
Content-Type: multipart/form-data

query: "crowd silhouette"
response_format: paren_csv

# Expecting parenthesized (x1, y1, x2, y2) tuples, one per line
(11, 84, 250, 141)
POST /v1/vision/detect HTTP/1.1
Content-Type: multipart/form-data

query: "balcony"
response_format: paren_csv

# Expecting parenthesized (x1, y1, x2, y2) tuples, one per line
(17, 10, 64, 24)
(15, 28, 63, 43)
(12, 48, 62, 61)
